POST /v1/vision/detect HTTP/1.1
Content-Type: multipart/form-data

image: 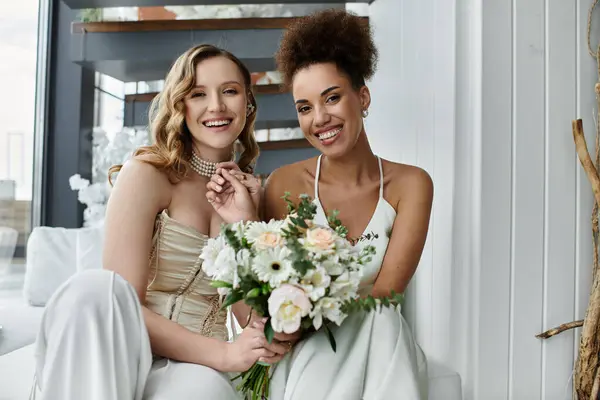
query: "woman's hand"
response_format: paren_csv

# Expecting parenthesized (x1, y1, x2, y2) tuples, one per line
(273, 330, 303, 347)
(244, 315, 301, 365)
(252, 321, 297, 365)
(221, 320, 290, 372)
(205, 168, 258, 224)
(209, 162, 262, 212)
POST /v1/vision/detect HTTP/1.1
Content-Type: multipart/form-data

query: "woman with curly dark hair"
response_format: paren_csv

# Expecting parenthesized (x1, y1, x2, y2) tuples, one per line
(268, 8, 429, 399)
(206, 8, 430, 400)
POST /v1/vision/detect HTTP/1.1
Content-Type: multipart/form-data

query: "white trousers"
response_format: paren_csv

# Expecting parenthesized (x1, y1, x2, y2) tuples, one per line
(32, 269, 240, 400)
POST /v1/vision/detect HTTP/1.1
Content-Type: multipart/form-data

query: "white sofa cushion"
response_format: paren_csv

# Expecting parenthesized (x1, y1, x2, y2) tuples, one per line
(23, 225, 104, 306)
(0, 301, 44, 356)
(0, 343, 37, 399)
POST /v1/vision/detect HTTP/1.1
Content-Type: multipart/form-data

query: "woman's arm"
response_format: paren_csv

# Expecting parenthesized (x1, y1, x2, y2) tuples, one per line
(371, 167, 434, 298)
(102, 159, 252, 372)
(262, 167, 295, 222)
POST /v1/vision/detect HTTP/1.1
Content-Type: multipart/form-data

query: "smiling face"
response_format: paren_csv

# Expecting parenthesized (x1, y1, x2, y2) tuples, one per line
(184, 56, 249, 155)
(292, 62, 370, 158)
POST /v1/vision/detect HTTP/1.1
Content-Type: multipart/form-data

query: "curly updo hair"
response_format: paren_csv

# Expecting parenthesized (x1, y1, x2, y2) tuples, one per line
(275, 9, 378, 89)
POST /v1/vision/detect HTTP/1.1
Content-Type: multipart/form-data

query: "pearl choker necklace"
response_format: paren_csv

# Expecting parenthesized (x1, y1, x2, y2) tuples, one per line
(189, 151, 233, 178)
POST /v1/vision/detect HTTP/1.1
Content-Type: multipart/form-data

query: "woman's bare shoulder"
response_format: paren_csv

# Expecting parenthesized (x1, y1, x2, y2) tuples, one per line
(381, 159, 433, 205)
(267, 157, 317, 187)
(263, 157, 319, 219)
(118, 156, 170, 184)
(112, 156, 173, 210)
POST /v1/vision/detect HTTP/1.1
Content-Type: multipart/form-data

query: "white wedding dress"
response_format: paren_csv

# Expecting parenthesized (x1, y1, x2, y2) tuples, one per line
(269, 155, 428, 400)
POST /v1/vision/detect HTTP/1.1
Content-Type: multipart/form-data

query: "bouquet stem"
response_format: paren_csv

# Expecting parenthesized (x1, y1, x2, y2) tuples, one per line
(234, 363, 271, 400)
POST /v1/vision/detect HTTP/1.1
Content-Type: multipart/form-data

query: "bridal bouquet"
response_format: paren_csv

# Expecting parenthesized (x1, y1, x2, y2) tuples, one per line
(200, 193, 403, 400)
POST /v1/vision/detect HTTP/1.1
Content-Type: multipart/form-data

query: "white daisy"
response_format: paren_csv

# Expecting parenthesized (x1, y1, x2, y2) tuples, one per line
(252, 246, 294, 287)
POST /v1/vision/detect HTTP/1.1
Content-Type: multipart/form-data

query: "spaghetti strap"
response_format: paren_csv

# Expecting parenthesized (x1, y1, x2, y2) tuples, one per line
(314, 155, 323, 200)
(377, 156, 384, 198)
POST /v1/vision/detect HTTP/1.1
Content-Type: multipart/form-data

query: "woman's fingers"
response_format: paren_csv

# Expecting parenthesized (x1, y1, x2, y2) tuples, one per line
(253, 348, 276, 359)
(210, 173, 226, 186)
(264, 340, 289, 356)
(216, 161, 240, 171)
(258, 354, 285, 365)
(206, 181, 223, 193)
(221, 169, 249, 194)
(205, 190, 220, 205)
(273, 330, 301, 342)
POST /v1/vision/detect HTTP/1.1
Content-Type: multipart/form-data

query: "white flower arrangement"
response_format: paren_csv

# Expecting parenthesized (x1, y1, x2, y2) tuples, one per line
(200, 193, 404, 399)
(164, 4, 333, 20)
(69, 127, 150, 227)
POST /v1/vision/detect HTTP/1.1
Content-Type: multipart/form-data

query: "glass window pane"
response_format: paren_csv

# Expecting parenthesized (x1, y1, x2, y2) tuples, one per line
(0, 0, 39, 300)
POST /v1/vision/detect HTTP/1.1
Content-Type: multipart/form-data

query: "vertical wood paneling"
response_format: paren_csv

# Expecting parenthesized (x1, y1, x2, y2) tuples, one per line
(371, 0, 597, 398)
(479, 0, 514, 397)
(431, 0, 456, 363)
(414, 0, 436, 354)
(543, 1, 577, 399)
(452, 0, 482, 396)
(400, 0, 418, 167)
(367, 0, 457, 362)
(510, 1, 546, 398)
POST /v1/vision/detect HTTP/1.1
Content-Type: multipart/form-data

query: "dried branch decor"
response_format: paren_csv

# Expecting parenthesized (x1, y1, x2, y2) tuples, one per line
(535, 3, 600, 399)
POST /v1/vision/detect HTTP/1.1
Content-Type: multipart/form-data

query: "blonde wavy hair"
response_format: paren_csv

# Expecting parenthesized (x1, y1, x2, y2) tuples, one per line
(108, 44, 260, 184)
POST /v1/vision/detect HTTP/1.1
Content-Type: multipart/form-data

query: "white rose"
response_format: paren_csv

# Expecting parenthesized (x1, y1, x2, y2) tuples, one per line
(245, 220, 285, 249)
(309, 297, 346, 330)
(268, 284, 312, 334)
(303, 226, 336, 254)
(255, 231, 284, 249)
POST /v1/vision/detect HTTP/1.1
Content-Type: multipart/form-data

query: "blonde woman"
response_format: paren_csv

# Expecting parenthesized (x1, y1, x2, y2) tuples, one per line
(31, 44, 290, 400)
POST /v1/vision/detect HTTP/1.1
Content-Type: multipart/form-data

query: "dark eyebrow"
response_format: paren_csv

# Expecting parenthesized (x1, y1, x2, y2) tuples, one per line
(295, 85, 341, 105)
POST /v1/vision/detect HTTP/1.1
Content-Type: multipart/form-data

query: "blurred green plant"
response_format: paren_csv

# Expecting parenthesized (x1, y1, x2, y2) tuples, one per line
(79, 9, 102, 22)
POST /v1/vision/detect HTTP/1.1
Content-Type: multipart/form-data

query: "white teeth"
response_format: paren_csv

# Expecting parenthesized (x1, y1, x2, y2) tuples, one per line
(204, 120, 231, 127)
(317, 128, 341, 140)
